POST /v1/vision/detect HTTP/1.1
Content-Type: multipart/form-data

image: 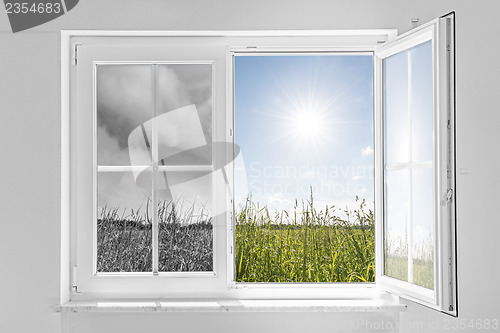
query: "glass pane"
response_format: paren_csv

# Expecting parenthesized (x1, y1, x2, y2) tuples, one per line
(384, 51, 409, 164)
(385, 169, 409, 282)
(412, 168, 434, 289)
(97, 171, 152, 272)
(411, 41, 433, 163)
(157, 64, 212, 165)
(234, 54, 375, 283)
(157, 170, 213, 272)
(96, 65, 153, 166)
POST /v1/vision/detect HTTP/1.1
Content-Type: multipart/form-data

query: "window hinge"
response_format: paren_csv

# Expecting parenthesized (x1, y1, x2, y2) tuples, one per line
(230, 245, 233, 254)
(72, 43, 82, 66)
(72, 266, 81, 293)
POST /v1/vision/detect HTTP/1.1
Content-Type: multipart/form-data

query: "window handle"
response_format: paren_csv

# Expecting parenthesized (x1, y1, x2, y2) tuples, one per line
(446, 188, 453, 203)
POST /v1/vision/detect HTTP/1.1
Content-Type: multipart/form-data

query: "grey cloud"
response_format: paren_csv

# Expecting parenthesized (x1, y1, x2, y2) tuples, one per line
(96, 63, 215, 217)
(97, 65, 153, 151)
(97, 64, 213, 165)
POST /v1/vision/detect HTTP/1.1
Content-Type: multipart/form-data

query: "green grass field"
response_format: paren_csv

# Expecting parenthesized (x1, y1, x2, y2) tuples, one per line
(96, 196, 436, 287)
(96, 196, 375, 283)
(235, 197, 374, 282)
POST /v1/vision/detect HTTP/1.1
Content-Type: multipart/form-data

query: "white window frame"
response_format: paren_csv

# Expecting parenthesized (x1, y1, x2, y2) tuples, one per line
(62, 22, 456, 313)
(67, 38, 229, 297)
(374, 13, 457, 316)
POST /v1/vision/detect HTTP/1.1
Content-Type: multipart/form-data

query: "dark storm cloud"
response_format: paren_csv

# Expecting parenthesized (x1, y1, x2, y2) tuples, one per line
(97, 63, 215, 216)
(97, 64, 213, 160)
(97, 65, 153, 151)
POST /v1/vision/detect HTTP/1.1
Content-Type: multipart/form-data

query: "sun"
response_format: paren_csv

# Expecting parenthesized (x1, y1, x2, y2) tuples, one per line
(292, 110, 324, 138)
(265, 103, 336, 157)
(289, 108, 328, 146)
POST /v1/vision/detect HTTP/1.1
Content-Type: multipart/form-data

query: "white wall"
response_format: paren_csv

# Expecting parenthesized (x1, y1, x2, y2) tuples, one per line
(1, 1, 499, 332)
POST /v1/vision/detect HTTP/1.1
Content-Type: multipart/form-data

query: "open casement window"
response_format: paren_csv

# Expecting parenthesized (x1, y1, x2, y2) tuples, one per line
(374, 13, 457, 315)
(66, 23, 456, 308)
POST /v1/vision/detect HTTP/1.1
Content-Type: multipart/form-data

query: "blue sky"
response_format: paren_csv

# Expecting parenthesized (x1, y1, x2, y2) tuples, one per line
(234, 54, 374, 213)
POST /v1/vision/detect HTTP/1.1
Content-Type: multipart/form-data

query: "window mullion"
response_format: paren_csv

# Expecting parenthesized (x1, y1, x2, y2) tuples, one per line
(385, 162, 432, 170)
(97, 166, 152, 172)
(152, 64, 159, 275)
(407, 48, 414, 285)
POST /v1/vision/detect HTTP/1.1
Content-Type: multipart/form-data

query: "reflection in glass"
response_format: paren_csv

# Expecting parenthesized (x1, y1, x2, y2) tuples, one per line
(383, 40, 435, 288)
(412, 168, 434, 289)
(157, 170, 213, 272)
(384, 51, 409, 164)
(97, 171, 152, 272)
(411, 41, 433, 163)
(96, 65, 152, 166)
(385, 169, 409, 282)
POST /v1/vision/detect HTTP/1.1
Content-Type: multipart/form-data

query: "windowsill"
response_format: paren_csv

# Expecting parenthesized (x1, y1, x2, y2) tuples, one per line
(56, 298, 406, 313)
